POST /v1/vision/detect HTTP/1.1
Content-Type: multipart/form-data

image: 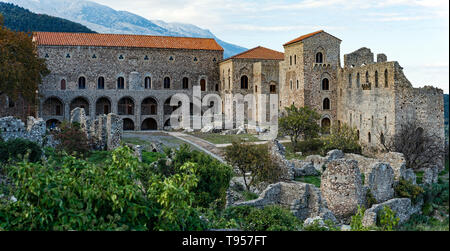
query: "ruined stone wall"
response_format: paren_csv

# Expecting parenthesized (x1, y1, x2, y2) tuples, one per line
(37, 45, 223, 130)
(0, 94, 37, 122)
(337, 59, 398, 149)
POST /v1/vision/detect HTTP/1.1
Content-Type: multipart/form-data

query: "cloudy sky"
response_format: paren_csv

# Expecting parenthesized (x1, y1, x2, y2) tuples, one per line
(88, 0, 449, 93)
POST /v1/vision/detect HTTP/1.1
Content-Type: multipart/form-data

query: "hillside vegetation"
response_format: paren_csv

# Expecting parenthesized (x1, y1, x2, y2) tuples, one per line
(0, 2, 95, 33)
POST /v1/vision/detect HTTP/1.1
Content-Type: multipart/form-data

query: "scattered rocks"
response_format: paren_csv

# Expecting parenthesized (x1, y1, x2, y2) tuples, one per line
(325, 149, 345, 161)
(402, 169, 417, 185)
(267, 140, 294, 180)
(305, 155, 327, 172)
(303, 216, 327, 229)
(367, 162, 395, 203)
(362, 198, 420, 227)
(292, 161, 319, 177)
(321, 159, 365, 223)
(233, 182, 336, 222)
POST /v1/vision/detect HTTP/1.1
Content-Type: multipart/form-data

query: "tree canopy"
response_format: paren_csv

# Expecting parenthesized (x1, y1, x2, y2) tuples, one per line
(0, 14, 49, 103)
(278, 105, 321, 147)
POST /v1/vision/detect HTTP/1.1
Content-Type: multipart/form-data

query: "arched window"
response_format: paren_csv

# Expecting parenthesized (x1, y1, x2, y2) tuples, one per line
(321, 118, 331, 134)
(241, 76, 248, 89)
(357, 130, 360, 140)
(200, 79, 206, 91)
(98, 77, 105, 89)
(294, 55, 297, 65)
(290, 56, 292, 66)
(164, 77, 171, 89)
(322, 78, 330, 90)
(290, 80, 293, 90)
(368, 132, 372, 143)
(118, 97, 134, 115)
(296, 80, 299, 89)
(215, 84, 219, 92)
(78, 77, 86, 89)
(145, 77, 151, 89)
(323, 98, 330, 110)
(348, 73, 352, 88)
(384, 69, 389, 87)
(270, 85, 276, 94)
(315, 52, 323, 63)
(117, 77, 125, 89)
(365, 71, 369, 83)
(183, 77, 189, 89)
(380, 133, 385, 145)
(356, 73, 360, 87)
(375, 71, 379, 87)
(61, 79, 66, 90)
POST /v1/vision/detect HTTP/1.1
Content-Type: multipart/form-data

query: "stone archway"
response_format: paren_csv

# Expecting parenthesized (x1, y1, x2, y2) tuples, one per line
(70, 97, 90, 115)
(123, 118, 135, 131)
(43, 97, 64, 116)
(142, 97, 158, 115)
(118, 97, 135, 115)
(96, 97, 111, 115)
(321, 118, 331, 134)
(141, 118, 158, 131)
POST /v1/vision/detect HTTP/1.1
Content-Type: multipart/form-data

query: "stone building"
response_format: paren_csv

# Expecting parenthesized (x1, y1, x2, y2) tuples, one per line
(219, 46, 284, 126)
(33, 30, 444, 156)
(278, 30, 444, 155)
(33, 32, 223, 131)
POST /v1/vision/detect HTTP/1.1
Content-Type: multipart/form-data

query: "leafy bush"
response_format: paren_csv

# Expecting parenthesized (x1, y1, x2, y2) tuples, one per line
(225, 141, 288, 191)
(323, 123, 361, 154)
(394, 178, 425, 204)
(154, 144, 233, 209)
(293, 138, 325, 155)
(51, 121, 90, 157)
(378, 206, 399, 231)
(350, 206, 370, 231)
(212, 205, 302, 231)
(0, 138, 42, 163)
(278, 105, 321, 147)
(0, 146, 206, 231)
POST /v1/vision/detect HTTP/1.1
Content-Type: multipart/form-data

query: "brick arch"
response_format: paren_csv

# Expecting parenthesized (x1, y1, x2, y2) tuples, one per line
(141, 118, 158, 131)
(43, 96, 65, 117)
(118, 96, 135, 115)
(70, 96, 90, 115)
(122, 118, 135, 131)
(141, 96, 159, 115)
(95, 96, 112, 115)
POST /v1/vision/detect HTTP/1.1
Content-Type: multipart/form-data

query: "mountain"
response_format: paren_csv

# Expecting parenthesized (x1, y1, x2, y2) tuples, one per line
(0, 2, 95, 33)
(2, 0, 247, 58)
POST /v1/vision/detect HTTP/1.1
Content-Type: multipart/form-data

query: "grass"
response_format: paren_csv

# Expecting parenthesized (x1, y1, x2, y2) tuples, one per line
(242, 191, 259, 201)
(189, 132, 261, 145)
(295, 175, 321, 188)
(398, 214, 449, 231)
(142, 151, 165, 164)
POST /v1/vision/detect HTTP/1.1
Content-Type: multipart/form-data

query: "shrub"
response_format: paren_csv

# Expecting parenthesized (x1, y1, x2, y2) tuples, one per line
(154, 144, 233, 209)
(0, 146, 205, 231)
(294, 138, 325, 154)
(323, 123, 361, 154)
(217, 205, 302, 231)
(225, 141, 287, 191)
(365, 189, 377, 208)
(394, 178, 425, 204)
(142, 151, 165, 164)
(51, 121, 90, 157)
(378, 206, 399, 231)
(350, 206, 369, 231)
(0, 138, 42, 163)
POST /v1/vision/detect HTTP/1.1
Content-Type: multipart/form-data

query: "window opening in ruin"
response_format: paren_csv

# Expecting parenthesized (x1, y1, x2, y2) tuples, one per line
(98, 77, 105, 89)
(117, 77, 125, 89)
(200, 79, 207, 91)
(164, 77, 171, 89)
(241, 76, 249, 89)
(323, 98, 330, 110)
(315, 52, 323, 63)
(61, 79, 66, 90)
(145, 77, 152, 89)
(322, 78, 330, 90)
(183, 77, 189, 89)
(78, 77, 86, 89)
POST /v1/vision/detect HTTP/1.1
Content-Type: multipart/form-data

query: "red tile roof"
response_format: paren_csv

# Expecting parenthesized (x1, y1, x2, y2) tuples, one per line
(32, 32, 224, 51)
(283, 30, 325, 46)
(226, 46, 284, 61)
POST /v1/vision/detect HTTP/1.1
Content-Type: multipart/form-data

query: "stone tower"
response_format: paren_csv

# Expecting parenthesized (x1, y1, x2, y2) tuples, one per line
(280, 30, 341, 132)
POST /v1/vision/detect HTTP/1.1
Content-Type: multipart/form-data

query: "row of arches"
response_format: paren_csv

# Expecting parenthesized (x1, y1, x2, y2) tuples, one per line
(46, 117, 160, 131)
(61, 76, 213, 91)
(43, 96, 184, 117)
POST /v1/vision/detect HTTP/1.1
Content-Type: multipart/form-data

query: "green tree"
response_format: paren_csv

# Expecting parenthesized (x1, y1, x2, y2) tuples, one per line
(279, 105, 321, 149)
(323, 123, 361, 154)
(0, 14, 49, 104)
